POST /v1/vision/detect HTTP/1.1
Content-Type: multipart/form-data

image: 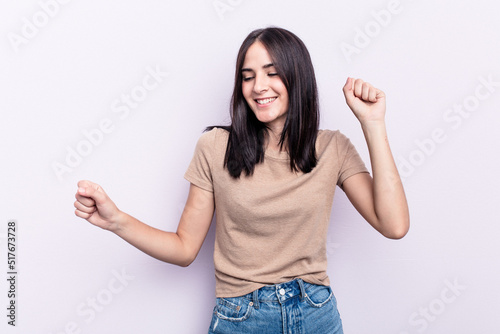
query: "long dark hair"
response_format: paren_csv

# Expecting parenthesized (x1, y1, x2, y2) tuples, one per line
(208, 27, 319, 178)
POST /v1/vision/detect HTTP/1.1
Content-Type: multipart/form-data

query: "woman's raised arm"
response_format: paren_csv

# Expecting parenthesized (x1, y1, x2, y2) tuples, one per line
(341, 77, 410, 239)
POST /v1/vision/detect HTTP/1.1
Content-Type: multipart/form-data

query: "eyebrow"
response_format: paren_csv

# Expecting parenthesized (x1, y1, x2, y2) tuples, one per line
(241, 63, 275, 73)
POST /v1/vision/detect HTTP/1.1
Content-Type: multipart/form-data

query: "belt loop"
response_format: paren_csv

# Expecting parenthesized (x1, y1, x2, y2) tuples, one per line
(297, 279, 306, 301)
(252, 289, 260, 309)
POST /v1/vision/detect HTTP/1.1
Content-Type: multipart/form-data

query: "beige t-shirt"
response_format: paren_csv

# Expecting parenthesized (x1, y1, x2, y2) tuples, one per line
(184, 127, 369, 297)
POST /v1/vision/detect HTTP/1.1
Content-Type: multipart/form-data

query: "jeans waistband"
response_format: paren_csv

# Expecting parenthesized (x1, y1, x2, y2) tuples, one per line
(246, 279, 307, 309)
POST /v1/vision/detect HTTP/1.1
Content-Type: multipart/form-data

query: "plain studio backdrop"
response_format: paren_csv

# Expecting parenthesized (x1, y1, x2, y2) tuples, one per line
(1, 0, 499, 333)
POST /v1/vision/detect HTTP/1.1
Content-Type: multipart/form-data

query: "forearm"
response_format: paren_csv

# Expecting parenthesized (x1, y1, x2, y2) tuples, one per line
(111, 212, 192, 267)
(361, 121, 410, 238)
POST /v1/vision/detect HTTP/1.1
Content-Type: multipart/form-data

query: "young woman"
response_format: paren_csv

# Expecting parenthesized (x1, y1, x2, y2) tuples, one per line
(74, 27, 409, 333)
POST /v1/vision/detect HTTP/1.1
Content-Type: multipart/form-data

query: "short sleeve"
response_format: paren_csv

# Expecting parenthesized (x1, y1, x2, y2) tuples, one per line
(184, 129, 217, 193)
(336, 132, 370, 189)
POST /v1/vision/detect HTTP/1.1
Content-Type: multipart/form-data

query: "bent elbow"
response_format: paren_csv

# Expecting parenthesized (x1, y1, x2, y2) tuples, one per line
(176, 256, 195, 268)
(380, 216, 410, 240)
(385, 229, 408, 240)
(177, 252, 197, 268)
(385, 223, 410, 240)
(178, 261, 192, 268)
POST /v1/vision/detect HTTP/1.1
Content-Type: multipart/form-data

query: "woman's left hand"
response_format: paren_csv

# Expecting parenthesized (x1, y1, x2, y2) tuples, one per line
(341, 77, 410, 240)
(342, 77, 386, 125)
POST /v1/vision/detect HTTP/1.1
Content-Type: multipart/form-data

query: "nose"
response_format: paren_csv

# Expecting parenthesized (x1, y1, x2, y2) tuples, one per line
(253, 73, 268, 94)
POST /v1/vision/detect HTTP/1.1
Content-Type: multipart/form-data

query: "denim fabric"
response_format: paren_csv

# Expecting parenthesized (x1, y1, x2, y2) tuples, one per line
(208, 279, 343, 334)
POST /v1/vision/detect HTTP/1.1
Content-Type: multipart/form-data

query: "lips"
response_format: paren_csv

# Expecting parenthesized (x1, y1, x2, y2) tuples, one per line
(255, 97, 277, 105)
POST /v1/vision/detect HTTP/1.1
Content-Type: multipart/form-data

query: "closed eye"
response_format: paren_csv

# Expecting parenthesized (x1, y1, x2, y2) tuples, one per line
(242, 73, 278, 82)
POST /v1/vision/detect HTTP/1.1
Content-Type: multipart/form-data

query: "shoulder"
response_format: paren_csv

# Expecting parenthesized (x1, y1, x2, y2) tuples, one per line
(317, 129, 350, 149)
(316, 129, 359, 162)
(191, 127, 229, 162)
(196, 127, 229, 148)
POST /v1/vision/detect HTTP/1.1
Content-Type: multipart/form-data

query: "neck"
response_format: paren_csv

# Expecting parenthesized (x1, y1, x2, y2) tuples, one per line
(265, 128, 286, 152)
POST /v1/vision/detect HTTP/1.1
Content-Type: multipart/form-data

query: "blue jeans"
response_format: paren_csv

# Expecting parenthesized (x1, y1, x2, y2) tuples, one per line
(208, 279, 344, 334)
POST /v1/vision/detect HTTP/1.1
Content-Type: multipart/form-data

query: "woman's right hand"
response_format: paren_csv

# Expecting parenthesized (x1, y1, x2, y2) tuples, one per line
(74, 181, 215, 266)
(74, 180, 122, 232)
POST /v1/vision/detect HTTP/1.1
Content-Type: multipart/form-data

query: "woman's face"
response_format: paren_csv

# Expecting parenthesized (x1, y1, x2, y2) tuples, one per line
(241, 41, 289, 132)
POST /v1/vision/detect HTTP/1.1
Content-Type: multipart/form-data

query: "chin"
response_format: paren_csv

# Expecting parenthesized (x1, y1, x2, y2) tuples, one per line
(255, 114, 276, 124)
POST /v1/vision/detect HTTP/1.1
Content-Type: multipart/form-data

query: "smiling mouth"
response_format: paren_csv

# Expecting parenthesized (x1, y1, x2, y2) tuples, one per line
(255, 97, 277, 105)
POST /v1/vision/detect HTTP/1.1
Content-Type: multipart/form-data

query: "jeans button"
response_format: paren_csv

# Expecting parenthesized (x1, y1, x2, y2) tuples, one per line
(279, 288, 286, 296)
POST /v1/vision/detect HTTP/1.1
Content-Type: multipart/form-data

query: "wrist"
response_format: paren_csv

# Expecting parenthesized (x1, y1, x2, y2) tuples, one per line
(360, 120, 387, 135)
(109, 210, 128, 234)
